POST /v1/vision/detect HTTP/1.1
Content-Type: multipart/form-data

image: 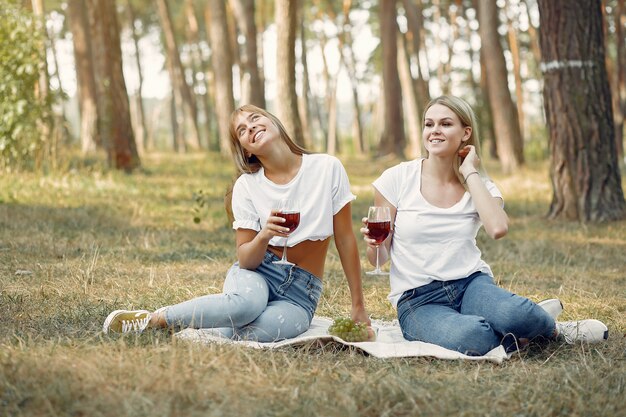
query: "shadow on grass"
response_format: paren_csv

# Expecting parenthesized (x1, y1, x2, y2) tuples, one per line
(0, 202, 233, 264)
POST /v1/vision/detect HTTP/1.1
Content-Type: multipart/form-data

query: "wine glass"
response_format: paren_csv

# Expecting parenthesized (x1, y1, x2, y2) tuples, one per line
(272, 199, 301, 265)
(365, 206, 391, 275)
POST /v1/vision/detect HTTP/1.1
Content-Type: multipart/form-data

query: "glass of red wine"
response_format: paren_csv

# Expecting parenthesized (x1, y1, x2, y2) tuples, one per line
(365, 206, 391, 275)
(272, 199, 301, 265)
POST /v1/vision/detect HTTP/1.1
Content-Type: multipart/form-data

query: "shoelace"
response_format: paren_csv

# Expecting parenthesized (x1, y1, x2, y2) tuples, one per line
(121, 316, 149, 333)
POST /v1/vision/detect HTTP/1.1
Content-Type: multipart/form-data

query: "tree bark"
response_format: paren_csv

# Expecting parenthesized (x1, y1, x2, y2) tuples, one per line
(478, 0, 524, 172)
(538, 0, 625, 221)
(378, 0, 405, 157)
(206, 0, 236, 155)
(87, 0, 140, 171)
(230, 0, 265, 107)
(156, 0, 201, 151)
(275, 0, 305, 145)
(398, 26, 421, 158)
(68, 0, 100, 153)
(125, 0, 147, 155)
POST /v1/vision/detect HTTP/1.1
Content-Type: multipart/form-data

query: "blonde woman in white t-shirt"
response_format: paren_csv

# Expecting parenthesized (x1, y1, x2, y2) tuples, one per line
(361, 95, 608, 355)
(103, 104, 371, 341)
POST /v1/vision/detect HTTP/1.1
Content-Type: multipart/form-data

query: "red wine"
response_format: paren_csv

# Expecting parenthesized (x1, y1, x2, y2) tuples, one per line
(367, 220, 390, 244)
(277, 211, 300, 233)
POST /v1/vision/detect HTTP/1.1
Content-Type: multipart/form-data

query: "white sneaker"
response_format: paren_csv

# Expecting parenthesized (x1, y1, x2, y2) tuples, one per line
(538, 298, 563, 321)
(103, 310, 151, 334)
(556, 319, 609, 344)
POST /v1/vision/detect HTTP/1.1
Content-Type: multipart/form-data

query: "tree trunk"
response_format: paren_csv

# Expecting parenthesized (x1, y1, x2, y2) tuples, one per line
(612, 0, 625, 159)
(230, 0, 265, 107)
(478, 0, 524, 173)
(30, 0, 50, 146)
(298, 16, 314, 149)
(506, 6, 525, 141)
(339, 0, 365, 156)
(398, 26, 421, 158)
(156, 0, 201, 151)
(68, 0, 99, 153)
(275, 0, 305, 145)
(538, 0, 625, 221)
(319, 33, 339, 155)
(88, 0, 140, 171)
(402, 0, 430, 103)
(125, 0, 147, 155)
(206, 0, 236, 155)
(184, 0, 212, 149)
(378, 0, 405, 157)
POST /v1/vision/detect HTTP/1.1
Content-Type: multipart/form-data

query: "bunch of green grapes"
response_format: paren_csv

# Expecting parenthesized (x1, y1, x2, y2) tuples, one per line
(328, 317, 369, 342)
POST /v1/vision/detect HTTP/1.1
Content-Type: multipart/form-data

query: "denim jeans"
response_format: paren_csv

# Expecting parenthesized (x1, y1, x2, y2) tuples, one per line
(397, 272, 556, 355)
(163, 251, 323, 342)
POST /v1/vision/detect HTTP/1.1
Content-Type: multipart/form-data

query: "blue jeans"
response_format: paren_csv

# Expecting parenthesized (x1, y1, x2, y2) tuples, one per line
(163, 251, 323, 342)
(397, 272, 556, 355)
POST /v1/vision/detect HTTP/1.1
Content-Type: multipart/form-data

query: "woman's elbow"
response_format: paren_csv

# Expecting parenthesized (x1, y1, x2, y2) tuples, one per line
(488, 223, 508, 240)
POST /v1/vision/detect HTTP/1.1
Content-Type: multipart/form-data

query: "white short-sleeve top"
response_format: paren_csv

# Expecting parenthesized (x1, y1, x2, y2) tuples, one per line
(231, 153, 356, 246)
(373, 158, 503, 307)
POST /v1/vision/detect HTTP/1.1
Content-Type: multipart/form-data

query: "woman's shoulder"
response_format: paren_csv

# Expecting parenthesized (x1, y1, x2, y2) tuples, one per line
(381, 158, 422, 176)
(303, 153, 345, 170)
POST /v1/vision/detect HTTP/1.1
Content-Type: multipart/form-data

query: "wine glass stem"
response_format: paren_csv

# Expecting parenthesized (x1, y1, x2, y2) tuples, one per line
(375, 246, 380, 271)
(281, 239, 288, 262)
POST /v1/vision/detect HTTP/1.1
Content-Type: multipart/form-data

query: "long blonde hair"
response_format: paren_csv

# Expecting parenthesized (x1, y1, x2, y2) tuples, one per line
(422, 95, 484, 186)
(228, 104, 309, 175)
(224, 105, 310, 221)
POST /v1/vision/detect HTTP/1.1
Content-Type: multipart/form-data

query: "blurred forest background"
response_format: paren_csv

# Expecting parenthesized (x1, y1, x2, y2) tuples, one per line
(1, 0, 625, 222)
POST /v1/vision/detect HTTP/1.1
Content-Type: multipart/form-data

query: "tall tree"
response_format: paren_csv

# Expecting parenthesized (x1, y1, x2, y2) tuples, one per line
(378, 0, 405, 157)
(537, 0, 625, 221)
(478, 0, 524, 172)
(275, 0, 304, 145)
(184, 0, 213, 149)
(87, 0, 140, 171)
(67, 0, 99, 154)
(124, 0, 147, 155)
(206, 0, 235, 155)
(230, 0, 265, 107)
(156, 0, 202, 151)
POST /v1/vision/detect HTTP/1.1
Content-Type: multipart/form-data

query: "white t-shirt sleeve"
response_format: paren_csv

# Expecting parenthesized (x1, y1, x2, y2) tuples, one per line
(330, 157, 356, 214)
(231, 177, 261, 231)
(372, 164, 403, 206)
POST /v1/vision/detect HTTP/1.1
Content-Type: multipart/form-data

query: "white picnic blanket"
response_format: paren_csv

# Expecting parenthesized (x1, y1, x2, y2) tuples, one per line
(175, 316, 510, 363)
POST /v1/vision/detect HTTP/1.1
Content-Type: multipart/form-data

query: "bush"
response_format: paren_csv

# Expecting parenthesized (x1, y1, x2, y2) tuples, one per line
(0, 0, 51, 170)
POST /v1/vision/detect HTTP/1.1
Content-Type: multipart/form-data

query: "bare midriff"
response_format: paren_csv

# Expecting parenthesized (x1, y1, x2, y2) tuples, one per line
(269, 237, 331, 279)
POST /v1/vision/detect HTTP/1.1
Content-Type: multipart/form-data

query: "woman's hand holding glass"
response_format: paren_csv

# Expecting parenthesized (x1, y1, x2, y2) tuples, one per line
(361, 206, 391, 276)
(268, 199, 300, 265)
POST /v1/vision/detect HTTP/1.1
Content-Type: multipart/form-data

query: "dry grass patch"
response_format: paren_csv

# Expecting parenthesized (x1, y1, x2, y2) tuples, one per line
(1, 154, 624, 417)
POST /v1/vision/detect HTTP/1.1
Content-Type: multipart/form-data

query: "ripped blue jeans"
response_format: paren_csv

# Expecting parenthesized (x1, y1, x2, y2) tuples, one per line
(162, 251, 323, 342)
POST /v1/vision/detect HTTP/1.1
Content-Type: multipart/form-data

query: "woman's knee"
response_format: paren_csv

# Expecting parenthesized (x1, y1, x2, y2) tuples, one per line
(236, 302, 310, 342)
(402, 314, 499, 355)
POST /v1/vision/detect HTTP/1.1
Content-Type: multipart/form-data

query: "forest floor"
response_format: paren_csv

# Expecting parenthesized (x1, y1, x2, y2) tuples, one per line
(1, 153, 624, 417)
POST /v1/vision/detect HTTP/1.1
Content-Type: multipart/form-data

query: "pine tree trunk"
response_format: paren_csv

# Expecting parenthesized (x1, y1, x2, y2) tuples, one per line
(88, 0, 140, 171)
(206, 0, 235, 155)
(378, 0, 405, 157)
(538, 0, 625, 221)
(230, 0, 265, 107)
(478, 0, 524, 173)
(156, 0, 201, 151)
(125, 0, 147, 155)
(275, 0, 305, 145)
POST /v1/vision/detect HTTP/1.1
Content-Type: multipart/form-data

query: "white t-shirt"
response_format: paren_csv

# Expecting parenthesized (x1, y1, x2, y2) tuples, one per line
(231, 153, 356, 246)
(373, 158, 503, 307)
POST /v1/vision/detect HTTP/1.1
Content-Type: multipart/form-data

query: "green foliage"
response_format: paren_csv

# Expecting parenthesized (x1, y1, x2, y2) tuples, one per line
(0, 0, 51, 170)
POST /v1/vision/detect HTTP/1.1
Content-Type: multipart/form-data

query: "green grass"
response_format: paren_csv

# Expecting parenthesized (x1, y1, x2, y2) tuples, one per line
(1, 153, 624, 417)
